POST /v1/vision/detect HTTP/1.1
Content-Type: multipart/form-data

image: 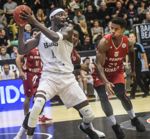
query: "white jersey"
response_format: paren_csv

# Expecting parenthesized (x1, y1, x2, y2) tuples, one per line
(38, 32, 74, 73)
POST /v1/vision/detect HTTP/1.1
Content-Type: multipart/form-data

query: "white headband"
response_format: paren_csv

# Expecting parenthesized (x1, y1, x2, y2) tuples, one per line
(49, 8, 65, 20)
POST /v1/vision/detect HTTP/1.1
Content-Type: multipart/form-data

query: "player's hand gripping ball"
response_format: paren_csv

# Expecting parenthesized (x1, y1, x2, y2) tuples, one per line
(13, 5, 32, 27)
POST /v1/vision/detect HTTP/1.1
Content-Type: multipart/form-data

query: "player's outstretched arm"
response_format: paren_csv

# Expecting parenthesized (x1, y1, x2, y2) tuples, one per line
(18, 26, 40, 55)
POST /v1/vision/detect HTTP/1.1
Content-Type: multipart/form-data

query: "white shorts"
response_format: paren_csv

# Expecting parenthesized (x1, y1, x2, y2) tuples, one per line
(37, 72, 87, 108)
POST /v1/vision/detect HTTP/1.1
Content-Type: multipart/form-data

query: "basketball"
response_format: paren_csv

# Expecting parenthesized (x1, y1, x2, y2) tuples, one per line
(13, 5, 32, 26)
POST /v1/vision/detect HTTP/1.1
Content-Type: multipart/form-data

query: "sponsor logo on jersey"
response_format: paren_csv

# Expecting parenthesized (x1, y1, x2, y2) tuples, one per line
(122, 43, 126, 48)
(114, 51, 119, 57)
(44, 42, 58, 48)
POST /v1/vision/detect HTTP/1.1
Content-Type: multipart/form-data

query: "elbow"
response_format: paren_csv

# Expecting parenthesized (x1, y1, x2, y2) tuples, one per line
(18, 48, 27, 55)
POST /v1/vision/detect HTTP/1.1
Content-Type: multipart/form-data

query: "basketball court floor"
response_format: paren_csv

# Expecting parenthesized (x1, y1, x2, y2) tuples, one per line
(1, 95, 150, 139)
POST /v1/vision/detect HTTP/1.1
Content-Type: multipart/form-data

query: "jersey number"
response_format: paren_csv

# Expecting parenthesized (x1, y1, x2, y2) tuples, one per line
(51, 49, 56, 58)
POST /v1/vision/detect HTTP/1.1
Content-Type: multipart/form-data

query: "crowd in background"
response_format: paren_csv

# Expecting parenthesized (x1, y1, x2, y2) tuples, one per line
(0, 0, 150, 98)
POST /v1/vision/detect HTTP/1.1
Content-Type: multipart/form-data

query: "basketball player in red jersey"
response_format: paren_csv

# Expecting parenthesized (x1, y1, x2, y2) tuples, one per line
(16, 28, 51, 122)
(93, 17, 146, 139)
(16, 28, 42, 116)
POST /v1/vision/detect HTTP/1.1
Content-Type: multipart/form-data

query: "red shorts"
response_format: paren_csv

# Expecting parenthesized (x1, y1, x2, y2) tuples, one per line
(94, 72, 125, 87)
(23, 72, 41, 97)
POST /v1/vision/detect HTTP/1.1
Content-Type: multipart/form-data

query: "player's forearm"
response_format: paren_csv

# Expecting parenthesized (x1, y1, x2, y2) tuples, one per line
(16, 57, 23, 73)
(96, 63, 109, 84)
(143, 53, 148, 67)
(18, 27, 27, 55)
(18, 27, 38, 54)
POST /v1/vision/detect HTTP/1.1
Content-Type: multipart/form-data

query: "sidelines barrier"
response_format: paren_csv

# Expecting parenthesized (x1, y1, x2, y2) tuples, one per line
(0, 79, 25, 112)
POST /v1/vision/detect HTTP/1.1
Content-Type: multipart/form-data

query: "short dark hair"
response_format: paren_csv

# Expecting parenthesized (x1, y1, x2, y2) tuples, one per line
(111, 17, 127, 28)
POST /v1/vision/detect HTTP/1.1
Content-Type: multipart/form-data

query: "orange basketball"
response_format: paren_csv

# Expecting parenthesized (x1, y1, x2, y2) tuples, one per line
(13, 5, 32, 27)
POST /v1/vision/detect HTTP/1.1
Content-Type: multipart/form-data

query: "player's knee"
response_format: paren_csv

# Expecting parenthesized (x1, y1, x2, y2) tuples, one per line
(79, 105, 95, 123)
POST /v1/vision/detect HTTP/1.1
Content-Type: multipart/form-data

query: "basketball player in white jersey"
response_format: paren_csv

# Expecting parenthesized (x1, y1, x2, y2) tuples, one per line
(14, 8, 105, 139)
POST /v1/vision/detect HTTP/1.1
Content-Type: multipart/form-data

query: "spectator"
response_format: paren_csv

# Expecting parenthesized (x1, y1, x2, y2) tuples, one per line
(0, 63, 15, 80)
(68, 0, 80, 13)
(73, 9, 86, 24)
(138, 1, 147, 23)
(0, 12, 7, 29)
(112, 1, 127, 20)
(23, 24, 32, 41)
(0, 29, 10, 47)
(82, 35, 93, 50)
(3, 0, 17, 24)
(80, 57, 94, 96)
(74, 19, 91, 45)
(84, 4, 97, 27)
(143, 10, 150, 23)
(104, 21, 112, 34)
(10, 45, 18, 59)
(97, 1, 111, 27)
(127, 3, 139, 29)
(35, 8, 47, 25)
(91, 19, 104, 44)
(0, 46, 10, 60)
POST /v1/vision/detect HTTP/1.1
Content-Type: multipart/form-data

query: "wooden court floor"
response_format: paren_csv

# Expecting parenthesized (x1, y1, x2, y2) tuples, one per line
(0, 95, 150, 139)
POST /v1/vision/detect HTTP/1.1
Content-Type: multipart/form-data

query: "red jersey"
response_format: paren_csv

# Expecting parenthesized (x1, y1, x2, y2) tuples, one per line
(92, 34, 129, 87)
(71, 48, 81, 65)
(22, 48, 42, 73)
(104, 34, 129, 73)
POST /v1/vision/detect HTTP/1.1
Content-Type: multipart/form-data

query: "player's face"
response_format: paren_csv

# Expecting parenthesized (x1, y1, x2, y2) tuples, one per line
(129, 34, 136, 43)
(110, 23, 124, 38)
(53, 11, 67, 27)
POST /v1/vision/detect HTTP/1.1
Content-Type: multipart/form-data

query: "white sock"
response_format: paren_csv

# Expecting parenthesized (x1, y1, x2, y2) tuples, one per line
(16, 126, 26, 137)
(127, 109, 136, 119)
(107, 115, 117, 126)
(27, 135, 33, 139)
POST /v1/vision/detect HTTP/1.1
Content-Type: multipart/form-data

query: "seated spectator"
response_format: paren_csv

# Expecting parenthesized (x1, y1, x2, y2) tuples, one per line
(0, 29, 10, 47)
(68, 0, 80, 13)
(74, 19, 91, 45)
(0, 63, 15, 80)
(73, 9, 86, 25)
(97, 1, 111, 27)
(82, 35, 94, 50)
(127, 3, 139, 29)
(143, 10, 150, 23)
(10, 45, 18, 59)
(8, 19, 18, 39)
(23, 24, 32, 41)
(0, 46, 10, 60)
(3, 0, 17, 24)
(80, 57, 94, 96)
(104, 21, 112, 34)
(35, 8, 47, 25)
(112, 1, 127, 20)
(0, 12, 7, 29)
(84, 3, 97, 27)
(138, 1, 147, 23)
(91, 19, 104, 44)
